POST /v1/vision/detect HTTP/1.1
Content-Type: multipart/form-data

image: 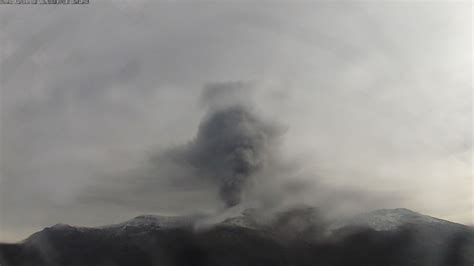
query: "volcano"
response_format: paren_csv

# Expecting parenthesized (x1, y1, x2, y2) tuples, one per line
(0, 207, 472, 266)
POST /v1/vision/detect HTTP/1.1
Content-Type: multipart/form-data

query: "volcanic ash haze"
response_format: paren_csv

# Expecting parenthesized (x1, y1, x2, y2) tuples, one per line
(174, 101, 281, 207)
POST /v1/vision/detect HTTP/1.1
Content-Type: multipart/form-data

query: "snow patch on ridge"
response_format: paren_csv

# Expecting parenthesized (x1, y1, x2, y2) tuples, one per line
(102, 214, 203, 231)
(329, 208, 454, 232)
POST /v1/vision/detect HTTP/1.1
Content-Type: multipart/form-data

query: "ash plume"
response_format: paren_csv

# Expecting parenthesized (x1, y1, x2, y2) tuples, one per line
(174, 83, 281, 207)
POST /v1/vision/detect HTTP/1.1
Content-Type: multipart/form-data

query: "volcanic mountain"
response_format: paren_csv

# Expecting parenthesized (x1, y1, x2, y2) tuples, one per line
(0, 207, 472, 266)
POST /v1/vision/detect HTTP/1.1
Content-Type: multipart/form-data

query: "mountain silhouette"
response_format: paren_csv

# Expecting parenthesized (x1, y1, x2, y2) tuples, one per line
(1, 207, 472, 266)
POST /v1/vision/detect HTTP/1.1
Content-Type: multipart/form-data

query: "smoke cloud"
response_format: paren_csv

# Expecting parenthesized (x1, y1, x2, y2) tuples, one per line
(170, 83, 281, 207)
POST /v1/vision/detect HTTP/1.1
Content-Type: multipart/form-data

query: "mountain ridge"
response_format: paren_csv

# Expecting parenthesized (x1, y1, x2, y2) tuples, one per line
(1, 207, 472, 266)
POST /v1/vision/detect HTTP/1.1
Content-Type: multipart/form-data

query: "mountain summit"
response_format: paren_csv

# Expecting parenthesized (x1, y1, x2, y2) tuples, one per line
(1, 207, 472, 266)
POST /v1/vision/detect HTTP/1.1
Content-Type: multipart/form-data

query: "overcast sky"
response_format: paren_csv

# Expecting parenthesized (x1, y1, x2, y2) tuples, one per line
(0, 1, 472, 242)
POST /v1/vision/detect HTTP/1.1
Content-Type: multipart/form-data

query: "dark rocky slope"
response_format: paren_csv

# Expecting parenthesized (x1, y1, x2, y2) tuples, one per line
(1, 208, 472, 266)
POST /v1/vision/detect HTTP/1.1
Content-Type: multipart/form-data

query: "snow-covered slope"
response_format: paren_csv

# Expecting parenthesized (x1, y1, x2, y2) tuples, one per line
(102, 214, 203, 231)
(329, 208, 463, 232)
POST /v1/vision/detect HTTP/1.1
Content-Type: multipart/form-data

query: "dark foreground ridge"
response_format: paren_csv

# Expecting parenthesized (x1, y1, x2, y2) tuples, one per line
(1, 207, 473, 266)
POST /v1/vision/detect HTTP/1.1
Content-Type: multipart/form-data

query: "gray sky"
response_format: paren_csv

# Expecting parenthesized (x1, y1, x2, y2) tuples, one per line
(0, 1, 472, 242)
